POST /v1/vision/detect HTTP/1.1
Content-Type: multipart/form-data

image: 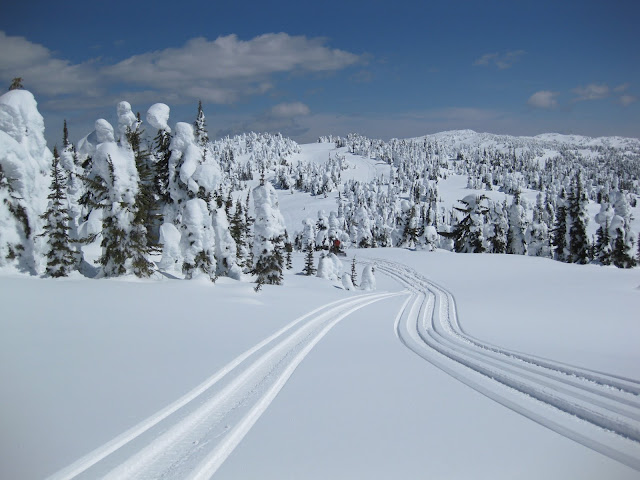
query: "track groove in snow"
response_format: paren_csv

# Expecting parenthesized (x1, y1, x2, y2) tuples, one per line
(48, 290, 405, 480)
(364, 258, 640, 471)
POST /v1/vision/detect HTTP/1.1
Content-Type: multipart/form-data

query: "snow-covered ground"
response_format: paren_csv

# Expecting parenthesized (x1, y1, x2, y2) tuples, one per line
(1, 248, 639, 479)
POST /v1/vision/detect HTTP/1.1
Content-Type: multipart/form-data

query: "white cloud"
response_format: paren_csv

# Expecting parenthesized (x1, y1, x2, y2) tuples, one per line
(0, 31, 362, 108)
(572, 83, 610, 101)
(270, 102, 310, 118)
(618, 94, 637, 107)
(473, 50, 525, 69)
(527, 91, 559, 109)
(613, 83, 630, 93)
(0, 31, 101, 96)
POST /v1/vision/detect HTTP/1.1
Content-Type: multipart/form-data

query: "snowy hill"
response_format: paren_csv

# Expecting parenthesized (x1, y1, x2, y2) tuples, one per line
(1, 92, 639, 479)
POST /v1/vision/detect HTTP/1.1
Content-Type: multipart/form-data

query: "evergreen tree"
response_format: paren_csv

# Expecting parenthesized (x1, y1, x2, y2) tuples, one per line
(612, 229, 636, 268)
(567, 172, 590, 264)
(443, 195, 487, 253)
(40, 147, 75, 277)
(350, 257, 358, 287)
(552, 188, 568, 262)
(62, 119, 70, 148)
(9, 77, 24, 90)
(303, 244, 316, 275)
(594, 220, 612, 265)
(284, 232, 293, 270)
(252, 182, 286, 285)
(194, 100, 209, 147)
(485, 200, 507, 254)
(153, 128, 172, 205)
(125, 125, 156, 276)
(506, 191, 527, 255)
(230, 200, 249, 268)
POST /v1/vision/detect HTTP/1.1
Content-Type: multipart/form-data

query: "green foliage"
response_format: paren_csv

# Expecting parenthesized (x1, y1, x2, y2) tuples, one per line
(303, 244, 316, 276)
(9, 77, 23, 90)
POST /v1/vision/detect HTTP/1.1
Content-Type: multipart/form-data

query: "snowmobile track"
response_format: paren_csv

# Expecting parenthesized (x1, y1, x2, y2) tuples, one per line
(365, 257, 640, 471)
(48, 290, 405, 480)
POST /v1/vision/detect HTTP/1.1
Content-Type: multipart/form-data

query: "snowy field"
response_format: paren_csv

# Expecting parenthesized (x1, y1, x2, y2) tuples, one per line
(1, 249, 639, 479)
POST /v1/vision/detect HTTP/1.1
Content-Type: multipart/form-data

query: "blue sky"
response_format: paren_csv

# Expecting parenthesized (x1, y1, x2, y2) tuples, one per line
(1, 0, 638, 144)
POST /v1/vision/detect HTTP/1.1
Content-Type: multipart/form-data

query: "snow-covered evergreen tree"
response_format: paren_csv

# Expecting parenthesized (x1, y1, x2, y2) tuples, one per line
(303, 244, 316, 276)
(213, 207, 242, 279)
(252, 180, 286, 285)
(526, 192, 552, 258)
(40, 146, 75, 277)
(444, 195, 487, 253)
(506, 191, 527, 255)
(567, 172, 590, 264)
(180, 198, 217, 280)
(552, 188, 568, 262)
(194, 100, 209, 147)
(0, 89, 52, 273)
(485, 200, 508, 254)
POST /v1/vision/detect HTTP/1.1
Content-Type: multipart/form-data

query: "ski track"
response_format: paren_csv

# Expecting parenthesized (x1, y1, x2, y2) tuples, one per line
(363, 257, 640, 471)
(47, 290, 405, 480)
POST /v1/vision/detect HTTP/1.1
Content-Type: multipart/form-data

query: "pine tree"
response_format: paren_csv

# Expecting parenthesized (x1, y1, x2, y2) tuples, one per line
(350, 257, 358, 287)
(126, 125, 156, 276)
(9, 77, 24, 90)
(506, 191, 526, 255)
(252, 182, 286, 285)
(284, 231, 293, 270)
(194, 100, 209, 147)
(443, 195, 487, 253)
(594, 219, 612, 265)
(153, 128, 172, 204)
(611, 229, 636, 268)
(40, 147, 75, 277)
(567, 172, 589, 264)
(303, 244, 316, 275)
(230, 200, 249, 268)
(552, 188, 568, 262)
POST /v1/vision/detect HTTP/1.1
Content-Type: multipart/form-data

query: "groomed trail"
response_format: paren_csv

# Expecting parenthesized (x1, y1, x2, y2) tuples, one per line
(364, 257, 640, 472)
(47, 290, 405, 480)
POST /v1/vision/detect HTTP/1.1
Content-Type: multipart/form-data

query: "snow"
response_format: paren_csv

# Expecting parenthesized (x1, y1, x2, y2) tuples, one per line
(1, 250, 638, 479)
(146, 103, 171, 132)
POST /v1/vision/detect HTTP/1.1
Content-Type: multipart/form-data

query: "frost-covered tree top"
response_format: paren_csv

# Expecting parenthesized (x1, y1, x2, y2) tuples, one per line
(146, 103, 171, 132)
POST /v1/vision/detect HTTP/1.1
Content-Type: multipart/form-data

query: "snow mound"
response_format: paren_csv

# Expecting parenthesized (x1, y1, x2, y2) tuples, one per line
(360, 265, 376, 290)
(146, 103, 171, 132)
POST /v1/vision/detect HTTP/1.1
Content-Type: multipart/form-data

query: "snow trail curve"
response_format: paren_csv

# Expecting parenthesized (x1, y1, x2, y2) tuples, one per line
(364, 257, 640, 471)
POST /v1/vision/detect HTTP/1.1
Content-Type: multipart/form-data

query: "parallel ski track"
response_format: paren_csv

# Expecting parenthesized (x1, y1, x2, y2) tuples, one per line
(364, 257, 640, 471)
(48, 290, 404, 480)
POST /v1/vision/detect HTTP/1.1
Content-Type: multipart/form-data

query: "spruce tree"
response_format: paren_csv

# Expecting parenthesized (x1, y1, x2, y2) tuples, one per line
(567, 172, 589, 264)
(284, 232, 293, 270)
(350, 257, 358, 287)
(194, 100, 209, 147)
(303, 244, 316, 275)
(40, 147, 75, 277)
(126, 125, 156, 276)
(9, 77, 24, 90)
(612, 228, 636, 268)
(153, 128, 172, 205)
(594, 219, 612, 265)
(552, 188, 568, 262)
